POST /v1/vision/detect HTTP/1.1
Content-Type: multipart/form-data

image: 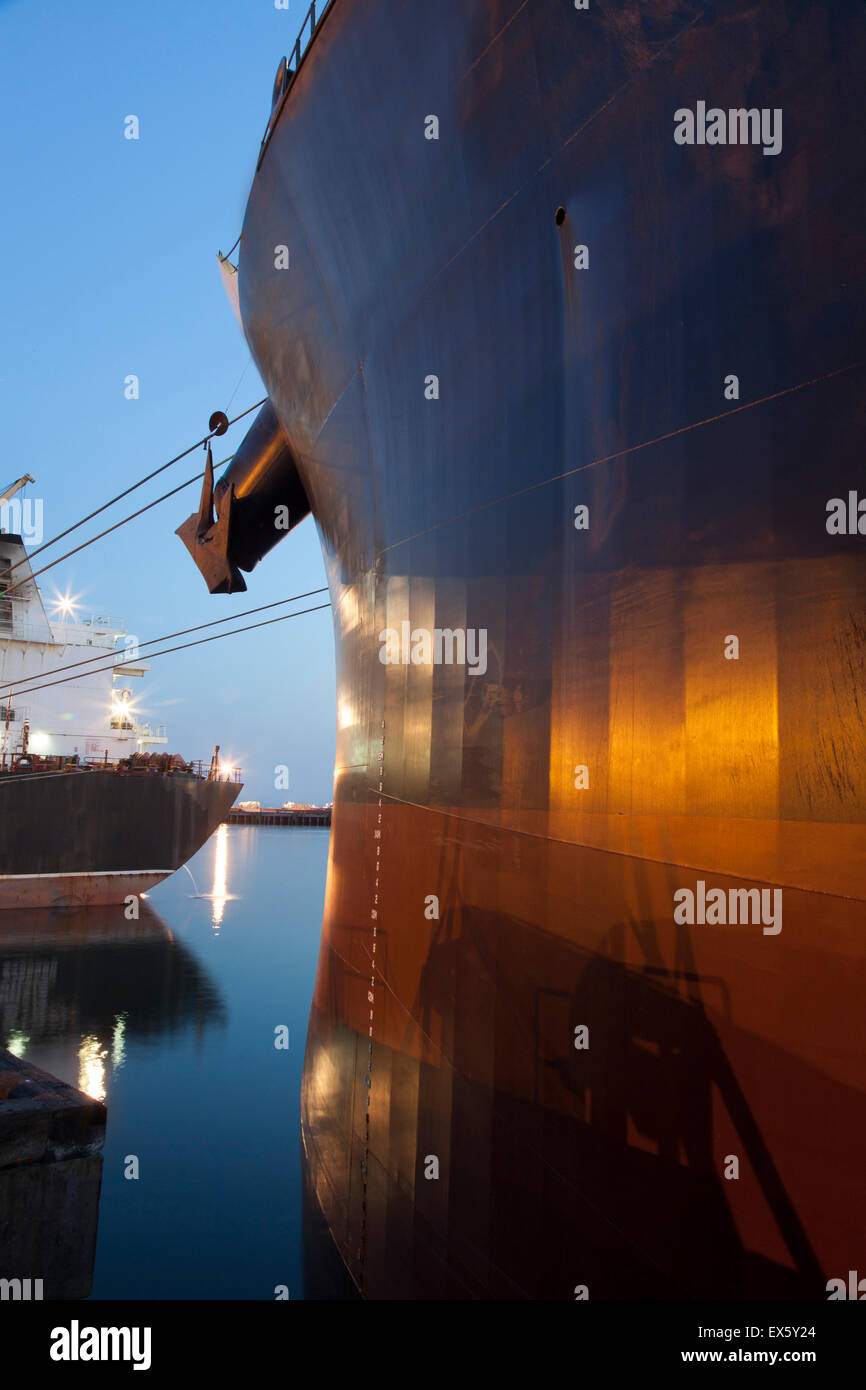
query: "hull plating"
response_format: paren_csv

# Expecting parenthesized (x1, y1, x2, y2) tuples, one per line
(0, 772, 238, 906)
(238, 0, 866, 1296)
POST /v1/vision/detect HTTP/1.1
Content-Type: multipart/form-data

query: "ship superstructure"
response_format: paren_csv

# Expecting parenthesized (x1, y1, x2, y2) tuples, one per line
(0, 524, 241, 907)
(0, 531, 166, 766)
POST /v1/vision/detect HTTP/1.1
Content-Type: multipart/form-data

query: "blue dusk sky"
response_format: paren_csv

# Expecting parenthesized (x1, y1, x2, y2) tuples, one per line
(0, 0, 336, 804)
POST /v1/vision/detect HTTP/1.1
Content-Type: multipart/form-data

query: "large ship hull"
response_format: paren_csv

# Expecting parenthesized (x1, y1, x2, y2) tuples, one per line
(0, 771, 239, 907)
(234, 0, 866, 1297)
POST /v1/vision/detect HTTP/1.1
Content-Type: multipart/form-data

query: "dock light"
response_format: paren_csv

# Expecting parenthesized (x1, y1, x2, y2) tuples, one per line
(110, 688, 138, 729)
(51, 589, 81, 622)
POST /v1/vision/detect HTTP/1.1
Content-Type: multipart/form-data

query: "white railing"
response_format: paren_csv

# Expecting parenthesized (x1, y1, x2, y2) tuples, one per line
(136, 723, 167, 741)
(77, 613, 126, 630)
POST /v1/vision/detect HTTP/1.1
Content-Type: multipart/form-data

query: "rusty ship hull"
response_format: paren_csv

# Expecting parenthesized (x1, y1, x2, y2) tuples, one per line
(201, 0, 866, 1297)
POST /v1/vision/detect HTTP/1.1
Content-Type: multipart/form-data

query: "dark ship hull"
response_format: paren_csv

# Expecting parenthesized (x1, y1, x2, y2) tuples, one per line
(206, 0, 866, 1297)
(0, 770, 238, 907)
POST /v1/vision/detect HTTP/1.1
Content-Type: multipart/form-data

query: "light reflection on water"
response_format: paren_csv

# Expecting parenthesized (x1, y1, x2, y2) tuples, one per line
(77, 1033, 109, 1102)
(211, 821, 229, 927)
(0, 824, 332, 1299)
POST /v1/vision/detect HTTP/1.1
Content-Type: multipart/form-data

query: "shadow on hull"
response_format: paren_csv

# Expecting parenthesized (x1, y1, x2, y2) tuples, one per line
(301, 804, 864, 1299)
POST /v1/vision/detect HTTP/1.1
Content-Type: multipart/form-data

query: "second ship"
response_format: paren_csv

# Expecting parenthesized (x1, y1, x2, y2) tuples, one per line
(0, 485, 241, 909)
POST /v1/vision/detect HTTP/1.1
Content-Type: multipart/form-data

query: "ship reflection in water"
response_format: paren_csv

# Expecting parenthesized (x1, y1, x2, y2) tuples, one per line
(0, 824, 341, 1299)
(0, 899, 227, 1102)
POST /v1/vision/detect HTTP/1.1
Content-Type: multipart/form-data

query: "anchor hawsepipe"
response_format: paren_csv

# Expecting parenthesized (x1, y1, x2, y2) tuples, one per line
(176, 400, 310, 594)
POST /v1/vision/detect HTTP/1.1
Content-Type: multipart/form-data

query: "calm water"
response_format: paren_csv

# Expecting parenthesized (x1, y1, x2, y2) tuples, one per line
(0, 825, 347, 1300)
